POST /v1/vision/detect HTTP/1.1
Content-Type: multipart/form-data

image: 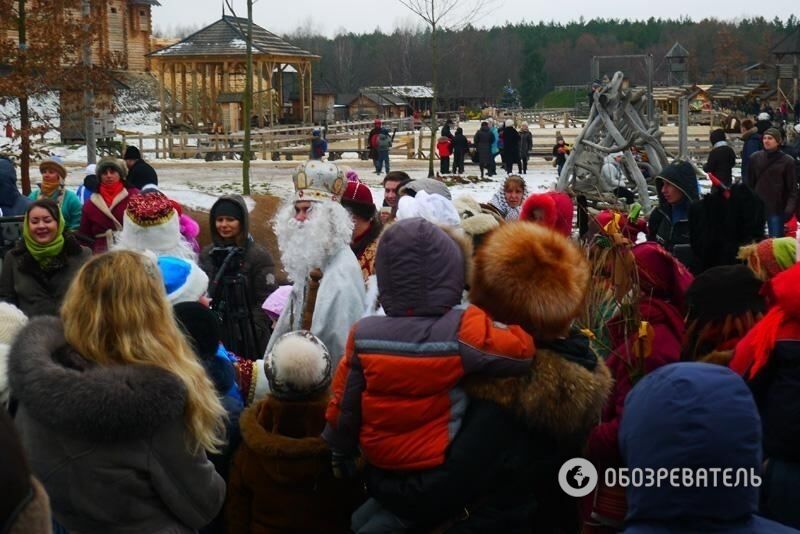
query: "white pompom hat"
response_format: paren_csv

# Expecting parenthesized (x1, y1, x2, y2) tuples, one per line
(265, 330, 331, 400)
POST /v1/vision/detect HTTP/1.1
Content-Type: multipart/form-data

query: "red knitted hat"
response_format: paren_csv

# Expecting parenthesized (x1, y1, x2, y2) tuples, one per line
(341, 181, 376, 221)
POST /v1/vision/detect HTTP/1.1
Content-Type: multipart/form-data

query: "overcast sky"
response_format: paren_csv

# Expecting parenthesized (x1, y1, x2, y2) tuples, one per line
(154, 0, 798, 38)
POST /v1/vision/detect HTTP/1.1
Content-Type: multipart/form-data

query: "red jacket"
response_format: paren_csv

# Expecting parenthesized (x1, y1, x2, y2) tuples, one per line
(323, 305, 534, 470)
(78, 188, 138, 253)
(437, 138, 453, 158)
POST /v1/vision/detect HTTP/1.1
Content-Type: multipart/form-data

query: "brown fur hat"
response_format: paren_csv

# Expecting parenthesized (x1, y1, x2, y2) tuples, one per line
(470, 221, 589, 337)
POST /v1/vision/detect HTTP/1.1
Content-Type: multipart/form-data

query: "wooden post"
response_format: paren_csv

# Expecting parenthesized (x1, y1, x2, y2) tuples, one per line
(678, 96, 689, 160)
(170, 62, 177, 126)
(307, 61, 313, 124)
(266, 61, 274, 126)
(298, 63, 306, 125)
(278, 65, 284, 122)
(158, 62, 166, 133)
(210, 63, 217, 124)
(191, 62, 198, 128)
(201, 63, 208, 125)
(181, 62, 187, 125)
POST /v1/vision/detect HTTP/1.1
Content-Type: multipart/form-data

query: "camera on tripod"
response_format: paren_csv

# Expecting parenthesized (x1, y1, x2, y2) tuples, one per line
(208, 245, 260, 360)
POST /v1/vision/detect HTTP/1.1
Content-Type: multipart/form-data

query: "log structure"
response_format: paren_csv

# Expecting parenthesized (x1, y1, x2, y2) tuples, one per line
(148, 15, 319, 133)
(556, 71, 670, 211)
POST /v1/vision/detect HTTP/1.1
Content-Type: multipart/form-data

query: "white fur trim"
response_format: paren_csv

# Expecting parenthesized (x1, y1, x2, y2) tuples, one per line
(0, 302, 28, 345)
(166, 261, 209, 305)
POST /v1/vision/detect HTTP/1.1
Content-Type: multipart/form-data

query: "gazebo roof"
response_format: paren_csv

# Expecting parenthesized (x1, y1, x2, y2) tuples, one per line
(771, 27, 800, 56)
(665, 42, 689, 59)
(148, 15, 318, 59)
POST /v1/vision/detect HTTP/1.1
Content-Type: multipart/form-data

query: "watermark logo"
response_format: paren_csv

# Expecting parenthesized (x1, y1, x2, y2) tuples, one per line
(558, 457, 599, 497)
(558, 458, 762, 496)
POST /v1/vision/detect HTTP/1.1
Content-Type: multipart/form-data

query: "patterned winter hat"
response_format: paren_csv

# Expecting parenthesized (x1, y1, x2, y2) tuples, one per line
(117, 192, 183, 255)
(265, 330, 332, 400)
(738, 237, 796, 281)
(292, 160, 345, 203)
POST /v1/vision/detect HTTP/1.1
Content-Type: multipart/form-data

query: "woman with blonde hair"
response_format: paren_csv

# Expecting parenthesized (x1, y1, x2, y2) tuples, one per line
(8, 250, 227, 533)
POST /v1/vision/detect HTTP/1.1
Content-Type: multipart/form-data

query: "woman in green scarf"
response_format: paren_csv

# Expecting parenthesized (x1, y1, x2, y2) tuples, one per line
(0, 198, 91, 316)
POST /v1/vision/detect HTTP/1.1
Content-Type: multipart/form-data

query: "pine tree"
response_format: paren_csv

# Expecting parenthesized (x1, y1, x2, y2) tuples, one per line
(499, 80, 522, 109)
(520, 47, 548, 107)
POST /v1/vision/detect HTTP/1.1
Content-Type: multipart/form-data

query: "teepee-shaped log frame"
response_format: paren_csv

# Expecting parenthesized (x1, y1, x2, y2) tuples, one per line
(556, 72, 670, 211)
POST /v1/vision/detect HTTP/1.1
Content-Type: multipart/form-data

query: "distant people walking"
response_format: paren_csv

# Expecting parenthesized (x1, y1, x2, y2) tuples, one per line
(552, 136, 570, 176)
(503, 119, 521, 174)
(519, 122, 533, 174)
(473, 121, 494, 178)
(741, 118, 762, 184)
(436, 135, 452, 175)
(310, 129, 327, 160)
(367, 118, 382, 170)
(452, 127, 469, 174)
(375, 128, 392, 175)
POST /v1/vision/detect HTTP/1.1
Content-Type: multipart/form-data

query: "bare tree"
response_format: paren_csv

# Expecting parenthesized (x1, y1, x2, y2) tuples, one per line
(225, 0, 257, 195)
(397, 0, 494, 177)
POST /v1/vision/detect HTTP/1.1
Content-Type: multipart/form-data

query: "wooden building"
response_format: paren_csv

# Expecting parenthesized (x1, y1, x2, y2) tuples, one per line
(772, 27, 800, 104)
(148, 16, 319, 132)
(347, 92, 409, 120)
(2, 0, 159, 72)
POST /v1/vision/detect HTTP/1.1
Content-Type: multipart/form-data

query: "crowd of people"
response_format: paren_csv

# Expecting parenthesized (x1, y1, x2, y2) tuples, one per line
(1, 105, 800, 534)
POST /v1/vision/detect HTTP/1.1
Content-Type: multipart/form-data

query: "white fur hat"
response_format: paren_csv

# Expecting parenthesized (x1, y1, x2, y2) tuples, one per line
(794, 123, 800, 135)
(397, 190, 461, 228)
(757, 112, 771, 121)
(505, 119, 514, 127)
(0, 303, 28, 345)
(265, 330, 331, 400)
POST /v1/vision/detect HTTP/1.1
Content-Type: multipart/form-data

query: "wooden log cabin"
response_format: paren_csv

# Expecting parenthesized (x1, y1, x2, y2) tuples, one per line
(1, 0, 160, 72)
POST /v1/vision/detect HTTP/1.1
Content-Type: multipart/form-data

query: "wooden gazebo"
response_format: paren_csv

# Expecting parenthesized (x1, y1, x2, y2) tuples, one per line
(147, 15, 319, 132)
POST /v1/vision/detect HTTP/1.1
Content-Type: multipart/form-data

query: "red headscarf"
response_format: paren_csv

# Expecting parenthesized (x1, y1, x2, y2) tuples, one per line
(632, 242, 694, 313)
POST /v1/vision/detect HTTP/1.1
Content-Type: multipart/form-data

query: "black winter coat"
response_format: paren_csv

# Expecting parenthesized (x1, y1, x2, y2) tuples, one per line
(519, 131, 533, 160)
(452, 133, 469, 154)
(502, 127, 521, 164)
(749, 340, 800, 464)
(703, 143, 737, 186)
(441, 124, 454, 140)
(473, 127, 494, 166)
(0, 234, 91, 317)
(689, 184, 765, 273)
(126, 159, 158, 190)
(199, 195, 278, 358)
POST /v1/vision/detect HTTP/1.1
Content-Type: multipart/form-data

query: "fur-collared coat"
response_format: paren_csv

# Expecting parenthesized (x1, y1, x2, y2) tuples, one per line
(8, 317, 226, 533)
(226, 395, 363, 533)
(366, 341, 612, 533)
(0, 234, 91, 317)
(78, 188, 139, 254)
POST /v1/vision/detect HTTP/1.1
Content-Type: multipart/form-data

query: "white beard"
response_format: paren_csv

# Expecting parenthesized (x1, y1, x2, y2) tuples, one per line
(274, 201, 353, 284)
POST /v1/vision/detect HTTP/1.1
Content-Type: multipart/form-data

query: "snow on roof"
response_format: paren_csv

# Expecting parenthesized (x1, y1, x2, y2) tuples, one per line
(362, 85, 435, 99)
